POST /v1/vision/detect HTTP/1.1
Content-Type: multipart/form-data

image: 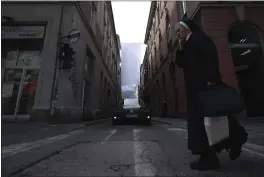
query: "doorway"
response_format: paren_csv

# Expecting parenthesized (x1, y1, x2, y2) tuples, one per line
(228, 22, 264, 117)
(2, 68, 39, 119)
(1, 49, 41, 120)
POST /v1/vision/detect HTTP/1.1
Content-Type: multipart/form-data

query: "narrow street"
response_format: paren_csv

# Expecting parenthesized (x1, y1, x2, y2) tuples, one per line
(2, 120, 264, 177)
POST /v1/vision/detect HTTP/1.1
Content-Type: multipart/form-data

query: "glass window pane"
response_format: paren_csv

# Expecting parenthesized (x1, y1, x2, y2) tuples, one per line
(17, 51, 41, 67)
(2, 50, 19, 67)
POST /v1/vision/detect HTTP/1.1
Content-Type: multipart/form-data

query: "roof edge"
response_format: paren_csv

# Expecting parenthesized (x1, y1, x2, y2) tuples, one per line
(143, 1, 157, 44)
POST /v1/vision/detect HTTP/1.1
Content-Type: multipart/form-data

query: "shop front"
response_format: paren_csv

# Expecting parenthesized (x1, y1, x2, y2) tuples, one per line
(1, 23, 47, 120)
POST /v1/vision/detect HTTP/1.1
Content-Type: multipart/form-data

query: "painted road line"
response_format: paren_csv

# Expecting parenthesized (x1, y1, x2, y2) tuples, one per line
(156, 124, 169, 127)
(242, 147, 264, 157)
(68, 130, 85, 135)
(2, 134, 69, 158)
(133, 129, 142, 141)
(244, 143, 264, 152)
(133, 130, 157, 176)
(167, 127, 264, 157)
(167, 128, 187, 132)
(101, 130, 117, 144)
(2, 129, 84, 158)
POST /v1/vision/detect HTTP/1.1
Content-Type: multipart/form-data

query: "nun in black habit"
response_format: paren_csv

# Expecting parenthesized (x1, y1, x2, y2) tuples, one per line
(175, 19, 248, 170)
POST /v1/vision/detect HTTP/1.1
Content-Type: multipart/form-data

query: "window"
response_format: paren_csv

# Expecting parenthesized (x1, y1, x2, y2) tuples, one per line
(166, 15, 171, 44)
(90, 1, 97, 30)
(157, 5, 160, 25)
(164, 1, 167, 8)
(104, 77, 107, 99)
(182, 1, 187, 14)
(104, 4, 107, 25)
(100, 71, 103, 88)
(159, 32, 163, 60)
(176, 1, 186, 20)
(151, 56, 154, 74)
(154, 45, 157, 69)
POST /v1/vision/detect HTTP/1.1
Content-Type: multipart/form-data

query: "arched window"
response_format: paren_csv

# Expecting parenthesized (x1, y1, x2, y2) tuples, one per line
(157, 3, 160, 25)
(228, 21, 264, 117)
(162, 72, 166, 100)
(165, 10, 171, 45)
(158, 29, 163, 61)
(154, 44, 158, 70)
(229, 22, 262, 68)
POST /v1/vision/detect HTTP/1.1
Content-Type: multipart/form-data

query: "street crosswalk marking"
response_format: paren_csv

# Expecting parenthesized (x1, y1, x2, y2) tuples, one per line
(101, 130, 117, 144)
(133, 129, 157, 176)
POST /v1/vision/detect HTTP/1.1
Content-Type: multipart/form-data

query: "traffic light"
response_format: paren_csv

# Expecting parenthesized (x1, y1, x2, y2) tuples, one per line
(59, 44, 76, 70)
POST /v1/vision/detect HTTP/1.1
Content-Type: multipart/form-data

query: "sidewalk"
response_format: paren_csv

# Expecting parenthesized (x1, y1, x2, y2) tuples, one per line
(1, 118, 110, 147)
(152, 117, 264, 147)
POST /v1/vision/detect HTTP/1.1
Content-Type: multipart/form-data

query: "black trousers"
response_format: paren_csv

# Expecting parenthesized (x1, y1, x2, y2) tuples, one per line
(188, 114, 243, 155)
(212, 115, 243, 153)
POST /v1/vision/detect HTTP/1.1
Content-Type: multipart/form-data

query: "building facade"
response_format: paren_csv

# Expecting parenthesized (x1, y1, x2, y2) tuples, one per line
(141, 1, 264, 118)
(1, 1, 121, 122)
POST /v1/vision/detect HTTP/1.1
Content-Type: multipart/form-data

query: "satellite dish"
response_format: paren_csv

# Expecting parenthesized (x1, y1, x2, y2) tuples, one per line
(68, 29, 80, 43)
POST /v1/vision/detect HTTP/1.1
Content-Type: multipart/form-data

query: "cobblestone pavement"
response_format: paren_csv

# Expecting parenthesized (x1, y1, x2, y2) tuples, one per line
(2, 120, 264, 177)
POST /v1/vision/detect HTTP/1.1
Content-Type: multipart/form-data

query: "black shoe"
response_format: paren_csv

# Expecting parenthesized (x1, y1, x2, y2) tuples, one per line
(190, 154, 220, 171)
(229, 126, 248, 160)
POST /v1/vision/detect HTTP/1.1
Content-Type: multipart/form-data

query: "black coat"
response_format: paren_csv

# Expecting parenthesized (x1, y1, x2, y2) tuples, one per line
(176, 30, 222, 155)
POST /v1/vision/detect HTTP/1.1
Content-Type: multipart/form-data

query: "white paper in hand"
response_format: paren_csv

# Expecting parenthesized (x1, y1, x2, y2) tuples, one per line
(204, 116, 229, 146)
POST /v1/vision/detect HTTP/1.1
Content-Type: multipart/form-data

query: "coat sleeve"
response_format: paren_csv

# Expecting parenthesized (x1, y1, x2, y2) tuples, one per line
(176, 50, 184, 68)
(200, 38, 221, 83)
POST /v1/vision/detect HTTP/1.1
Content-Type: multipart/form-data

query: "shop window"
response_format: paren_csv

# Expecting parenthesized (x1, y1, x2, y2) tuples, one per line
(17, 51, 41, 67)
(2, 39, 43, 68)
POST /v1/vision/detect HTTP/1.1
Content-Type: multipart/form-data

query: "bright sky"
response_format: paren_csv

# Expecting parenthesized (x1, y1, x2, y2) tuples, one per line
(112, 1, 151, 43)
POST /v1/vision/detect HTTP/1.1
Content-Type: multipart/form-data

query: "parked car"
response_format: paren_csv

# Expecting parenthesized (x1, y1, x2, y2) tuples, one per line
(112, 98, 151, 125)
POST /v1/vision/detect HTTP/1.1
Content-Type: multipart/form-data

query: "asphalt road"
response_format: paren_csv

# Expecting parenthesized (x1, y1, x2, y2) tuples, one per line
(2, 120, 264, 177)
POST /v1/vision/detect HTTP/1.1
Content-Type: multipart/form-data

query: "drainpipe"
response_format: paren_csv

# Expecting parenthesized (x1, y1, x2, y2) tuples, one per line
(50, 3, 64, 117)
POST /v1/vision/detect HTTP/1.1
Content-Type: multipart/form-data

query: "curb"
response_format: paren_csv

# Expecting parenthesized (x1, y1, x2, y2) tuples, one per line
(152, 119, 173, 125)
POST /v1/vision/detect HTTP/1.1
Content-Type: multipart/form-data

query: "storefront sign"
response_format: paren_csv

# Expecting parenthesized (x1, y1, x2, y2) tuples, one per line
(1, 26, 45, 39)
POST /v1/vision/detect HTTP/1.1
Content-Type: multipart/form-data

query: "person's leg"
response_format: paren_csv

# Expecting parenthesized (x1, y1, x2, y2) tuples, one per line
(190, 147, 220, 170)
(187, 114, 220, 170)
(228, 115, 248, 160)
(189, 119, 220, 170)
(186, 91, 220, 170)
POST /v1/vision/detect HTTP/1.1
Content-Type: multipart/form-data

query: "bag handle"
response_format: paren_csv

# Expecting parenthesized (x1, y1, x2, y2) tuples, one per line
(205, 81, 227, 90)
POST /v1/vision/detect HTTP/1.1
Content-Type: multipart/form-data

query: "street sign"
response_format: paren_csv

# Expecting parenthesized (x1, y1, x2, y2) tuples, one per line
(68, 29, 80, 43)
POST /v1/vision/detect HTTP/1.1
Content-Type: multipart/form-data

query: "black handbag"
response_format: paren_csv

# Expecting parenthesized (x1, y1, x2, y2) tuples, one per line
(198, 83, 245, 117)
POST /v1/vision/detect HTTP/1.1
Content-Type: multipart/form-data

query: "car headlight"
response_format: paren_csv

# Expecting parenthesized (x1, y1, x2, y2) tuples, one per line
(114, 116, 117, 119)
(147, 116, 150, 119)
